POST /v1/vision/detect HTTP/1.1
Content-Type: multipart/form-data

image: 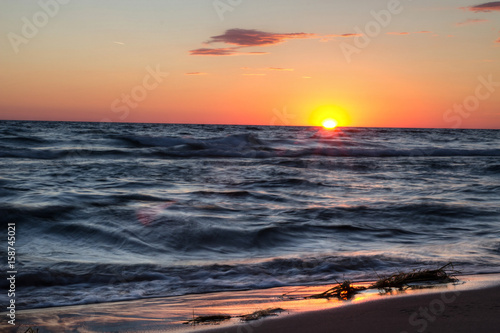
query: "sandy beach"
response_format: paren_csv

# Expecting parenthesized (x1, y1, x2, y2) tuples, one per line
(4, 273, 500, 333)
(200, 282, 500, 333)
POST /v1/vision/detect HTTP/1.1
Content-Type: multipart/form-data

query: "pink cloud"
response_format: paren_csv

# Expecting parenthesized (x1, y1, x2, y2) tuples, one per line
(189, 48, 269, 56)
(241, 67, 294, 72)
(338, 33, 362, 37)
(207, 28, 316, 47)
(190, 28, 323, 56)
(320, 33, 363, 42)
(456, 18, 489, 26)
(386, 31, 432, 35)
(190, 28, 369, 56)
(461, 1, 500, 12)
(189, 47, 239, 56)
(185, 72, 208, 75)
(266, 67, 294, 71)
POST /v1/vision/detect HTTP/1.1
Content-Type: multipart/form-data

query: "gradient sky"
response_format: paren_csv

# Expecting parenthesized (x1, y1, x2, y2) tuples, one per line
(1, 0, 499, 128)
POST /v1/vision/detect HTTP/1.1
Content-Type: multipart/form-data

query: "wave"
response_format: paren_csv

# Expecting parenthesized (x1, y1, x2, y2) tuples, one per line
(286, 202, 498, 221)
(122, 133, 500, 158)
(2, 132, 500, 160)
(0, 135, 48, 145)
(0, 204, 77, 223)
(11, 255, 409, 288)
(4, 199, 497, 253)
(122, 133, 264, 149)
(0, 147, 131, 160)
(485, 164, 500, 174)
(11, 254, 467, 309)
(284, 147, 500, 158)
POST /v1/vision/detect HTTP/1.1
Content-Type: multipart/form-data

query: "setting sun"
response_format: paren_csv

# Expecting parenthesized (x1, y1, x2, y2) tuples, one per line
(308, 105, 350, 128)
(322, 119, 338, 129)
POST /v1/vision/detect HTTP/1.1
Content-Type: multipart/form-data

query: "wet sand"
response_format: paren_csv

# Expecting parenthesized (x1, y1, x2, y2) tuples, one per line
(3, 274, 500, 333)
(200, 283, 500, 333)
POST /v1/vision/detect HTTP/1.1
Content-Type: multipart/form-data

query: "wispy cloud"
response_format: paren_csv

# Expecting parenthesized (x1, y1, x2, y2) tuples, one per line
(185, 72, 208, 75)
(241, 67, 294, 72)
(333, 33, 362, 38)
(460, 1, 500, 12)
(267, 67, 294, 71)
(207, 28, 315, 47)
(320, 33, 363, 42)
(189, 47, 239, 56)
(190, 28, 349, 56)
(455, 18, 489, 26)
(386, 31, 432, 35)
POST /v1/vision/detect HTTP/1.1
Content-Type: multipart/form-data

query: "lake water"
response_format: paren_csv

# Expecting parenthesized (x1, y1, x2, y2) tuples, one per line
(1, 120, 499, 309)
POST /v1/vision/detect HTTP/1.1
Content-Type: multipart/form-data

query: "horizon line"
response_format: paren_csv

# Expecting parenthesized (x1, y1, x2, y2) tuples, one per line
(0, 118, 498, 131)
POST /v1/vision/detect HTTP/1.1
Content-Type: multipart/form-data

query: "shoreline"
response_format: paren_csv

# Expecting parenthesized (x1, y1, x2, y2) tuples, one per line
(200, 282, 500, 333)
(3, 273, 500, 332)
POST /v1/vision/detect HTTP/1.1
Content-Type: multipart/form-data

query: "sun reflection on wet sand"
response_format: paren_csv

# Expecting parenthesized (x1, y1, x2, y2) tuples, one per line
(12, 274, 500, 332)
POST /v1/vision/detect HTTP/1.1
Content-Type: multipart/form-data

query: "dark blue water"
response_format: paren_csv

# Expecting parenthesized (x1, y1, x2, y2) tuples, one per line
(1, 121, 499, 309)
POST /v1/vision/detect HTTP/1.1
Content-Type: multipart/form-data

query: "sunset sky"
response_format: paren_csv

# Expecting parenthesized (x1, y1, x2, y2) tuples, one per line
(1, 0, 499, 128)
